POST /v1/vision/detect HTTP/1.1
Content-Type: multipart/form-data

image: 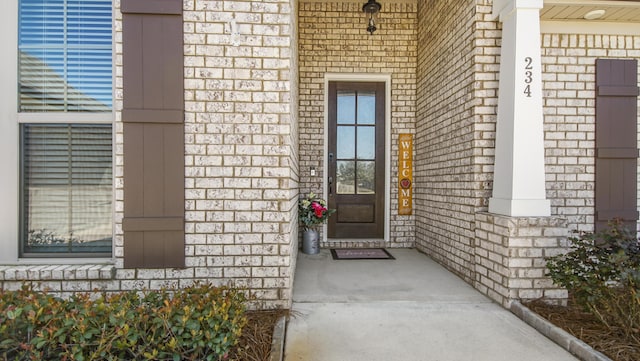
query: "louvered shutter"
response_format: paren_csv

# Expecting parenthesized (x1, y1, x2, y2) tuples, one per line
(595, 59, 639, 232)
(121, 0, 185, 268)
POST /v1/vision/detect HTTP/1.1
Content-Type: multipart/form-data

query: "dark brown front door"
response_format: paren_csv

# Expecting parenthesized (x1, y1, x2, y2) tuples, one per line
(328, 81, 385, 239)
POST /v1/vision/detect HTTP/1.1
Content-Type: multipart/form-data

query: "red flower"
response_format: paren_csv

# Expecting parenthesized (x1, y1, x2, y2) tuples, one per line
(311, 202, 326, 217)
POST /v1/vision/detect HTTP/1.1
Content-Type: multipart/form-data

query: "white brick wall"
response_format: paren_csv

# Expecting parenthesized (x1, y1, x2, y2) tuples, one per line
(6, 1, 640, 312)
(415, 4, 640, 304)
(541, 32, 640, 233)
(474, 213, 569, 307)
(415, 0, 485, 283)
(0, 0, 299, 309)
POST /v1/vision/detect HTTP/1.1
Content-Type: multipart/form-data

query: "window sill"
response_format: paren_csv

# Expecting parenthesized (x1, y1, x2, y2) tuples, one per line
(0, 263, 116, 281)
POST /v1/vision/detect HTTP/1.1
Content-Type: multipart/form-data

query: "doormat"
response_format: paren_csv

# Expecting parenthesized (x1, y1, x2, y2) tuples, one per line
(330, 248, 394, 260)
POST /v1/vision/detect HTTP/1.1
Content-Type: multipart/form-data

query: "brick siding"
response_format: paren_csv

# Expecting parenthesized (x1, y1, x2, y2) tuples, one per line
(0, 0, 299, 309)
(474, 213, 568, 307)
(5, 0, 640, 311)
(541, 32, 640, 233)
(415, 0, 488, 283)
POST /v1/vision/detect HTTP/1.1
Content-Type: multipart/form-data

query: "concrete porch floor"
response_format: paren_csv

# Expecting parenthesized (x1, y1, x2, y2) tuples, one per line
(284, 248, 577, 361)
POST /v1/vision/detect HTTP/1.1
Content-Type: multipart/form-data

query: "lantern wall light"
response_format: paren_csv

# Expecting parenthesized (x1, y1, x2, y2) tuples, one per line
(362, 0, 381, 35)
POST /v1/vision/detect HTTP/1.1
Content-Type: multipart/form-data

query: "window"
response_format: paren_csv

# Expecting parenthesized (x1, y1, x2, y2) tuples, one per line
(19, 0, 113, 112)
(21, 124, 113, 255)
(18, 0, 113, 257)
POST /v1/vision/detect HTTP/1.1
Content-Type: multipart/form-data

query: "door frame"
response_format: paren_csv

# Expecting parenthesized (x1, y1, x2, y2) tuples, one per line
(323, 73, 391, 242)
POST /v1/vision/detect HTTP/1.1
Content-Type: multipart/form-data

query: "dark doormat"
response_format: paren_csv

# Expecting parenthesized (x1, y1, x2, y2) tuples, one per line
(330, 248, 394, 260)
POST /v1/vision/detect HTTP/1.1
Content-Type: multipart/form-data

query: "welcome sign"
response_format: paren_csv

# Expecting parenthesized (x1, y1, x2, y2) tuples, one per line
(398, 134, 413, 215)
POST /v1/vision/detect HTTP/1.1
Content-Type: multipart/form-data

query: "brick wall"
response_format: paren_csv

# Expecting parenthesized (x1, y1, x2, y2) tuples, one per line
(541, 32, 640, 233)
(415, 9, 640, 303)
(7, 1, 640, 311)
(145, 0, 299, 307)
(475, 213, 568, 307)
(286, 0, 300, 299)
(298, 0, 417, 248)
(0, 0, 299, 309)
(414, 0, 496, 283)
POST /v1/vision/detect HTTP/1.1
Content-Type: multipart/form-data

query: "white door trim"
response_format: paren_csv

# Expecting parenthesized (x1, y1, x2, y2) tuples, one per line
(323, 73, 392, 242)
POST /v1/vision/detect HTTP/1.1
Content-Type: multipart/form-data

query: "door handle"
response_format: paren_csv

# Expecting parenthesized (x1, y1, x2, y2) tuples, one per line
(328, 153, 334, 195)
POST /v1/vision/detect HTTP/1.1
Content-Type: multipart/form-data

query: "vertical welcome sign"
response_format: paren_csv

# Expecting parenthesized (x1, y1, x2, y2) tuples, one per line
(398, 134, 413, 215)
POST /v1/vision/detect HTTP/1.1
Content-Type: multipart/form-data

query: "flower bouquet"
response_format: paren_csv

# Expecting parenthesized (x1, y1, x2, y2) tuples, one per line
(298, 192, 335, 230)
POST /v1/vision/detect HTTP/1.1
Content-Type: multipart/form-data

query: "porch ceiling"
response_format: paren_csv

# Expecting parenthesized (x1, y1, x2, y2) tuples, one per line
(542, 0, 640, 22)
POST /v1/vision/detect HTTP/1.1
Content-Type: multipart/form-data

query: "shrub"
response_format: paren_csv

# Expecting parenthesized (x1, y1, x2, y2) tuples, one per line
(546, 221, 640, 342)
(0, 283, 247, 361)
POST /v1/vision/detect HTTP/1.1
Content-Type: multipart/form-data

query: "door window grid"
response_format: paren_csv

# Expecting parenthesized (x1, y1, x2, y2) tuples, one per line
(336, 90, 376, 195)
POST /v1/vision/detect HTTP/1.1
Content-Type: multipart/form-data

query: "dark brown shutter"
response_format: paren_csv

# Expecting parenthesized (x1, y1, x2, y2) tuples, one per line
(121, 0, 185, 268)
(595, 59, 639, 232)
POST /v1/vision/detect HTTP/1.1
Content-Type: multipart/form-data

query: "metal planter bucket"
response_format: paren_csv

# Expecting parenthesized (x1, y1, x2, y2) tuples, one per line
(301, 229, 319, 255)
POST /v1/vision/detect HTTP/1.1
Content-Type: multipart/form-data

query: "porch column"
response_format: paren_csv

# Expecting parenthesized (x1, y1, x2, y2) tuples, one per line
(489, 0, 550, 217)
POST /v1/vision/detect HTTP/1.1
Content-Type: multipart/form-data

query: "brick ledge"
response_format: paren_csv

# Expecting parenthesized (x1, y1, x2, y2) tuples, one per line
(0, 264, 116, 281)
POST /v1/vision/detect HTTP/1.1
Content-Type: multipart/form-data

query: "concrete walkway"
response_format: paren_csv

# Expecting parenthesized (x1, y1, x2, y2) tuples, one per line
(284, 249, 577, 361)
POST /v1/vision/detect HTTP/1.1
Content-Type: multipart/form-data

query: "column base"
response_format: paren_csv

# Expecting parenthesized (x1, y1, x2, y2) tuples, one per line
(474, 212, 568, 307)
(488, 197, 551, 217)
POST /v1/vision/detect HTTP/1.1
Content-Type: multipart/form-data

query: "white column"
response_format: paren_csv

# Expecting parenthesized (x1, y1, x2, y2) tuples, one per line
(488, 0, 550, 217)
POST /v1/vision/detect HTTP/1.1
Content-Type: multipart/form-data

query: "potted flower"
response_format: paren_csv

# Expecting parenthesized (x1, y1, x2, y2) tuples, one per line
(298, 192, 335, 254)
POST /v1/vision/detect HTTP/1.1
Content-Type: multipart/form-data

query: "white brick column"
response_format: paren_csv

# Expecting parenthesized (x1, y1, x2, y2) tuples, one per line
(489, 0, 550, 217)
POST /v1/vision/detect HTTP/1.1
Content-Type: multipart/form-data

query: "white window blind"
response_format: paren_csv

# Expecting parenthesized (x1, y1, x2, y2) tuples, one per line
(19, 0, 112, 112)
(22, 124, 112, 255)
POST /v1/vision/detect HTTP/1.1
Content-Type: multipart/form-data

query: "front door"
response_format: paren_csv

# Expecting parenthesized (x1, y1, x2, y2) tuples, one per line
(328, 81, 385, 239)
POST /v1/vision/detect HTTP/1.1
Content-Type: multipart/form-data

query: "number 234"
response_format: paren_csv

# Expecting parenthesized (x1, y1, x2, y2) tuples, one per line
(524, 57, 533, 97)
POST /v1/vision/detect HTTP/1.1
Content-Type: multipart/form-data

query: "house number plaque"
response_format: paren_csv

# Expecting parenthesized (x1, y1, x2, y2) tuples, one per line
(524, 56, 533, 97)
(398, 134, 413, 215)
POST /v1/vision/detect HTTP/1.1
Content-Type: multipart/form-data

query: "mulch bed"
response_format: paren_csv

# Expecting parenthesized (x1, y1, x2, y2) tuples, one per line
(525, 299, 640, 361)
(227, 309, 288, 361)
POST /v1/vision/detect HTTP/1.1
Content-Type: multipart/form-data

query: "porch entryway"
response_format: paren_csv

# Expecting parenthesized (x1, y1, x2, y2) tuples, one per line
(285, 249, 577, 361)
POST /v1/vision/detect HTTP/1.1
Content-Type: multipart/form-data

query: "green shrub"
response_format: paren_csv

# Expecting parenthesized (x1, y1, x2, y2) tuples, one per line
(0, 283, 247, 361)
(546, 221, 640, 342)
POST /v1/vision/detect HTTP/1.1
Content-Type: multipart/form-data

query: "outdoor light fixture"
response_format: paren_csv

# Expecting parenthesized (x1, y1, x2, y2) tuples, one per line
(362, 0, 381, 35)
(584, 9, 606, 20)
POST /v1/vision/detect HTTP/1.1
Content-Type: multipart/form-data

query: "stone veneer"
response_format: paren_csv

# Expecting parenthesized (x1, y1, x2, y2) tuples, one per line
(298, 0, 417, 248)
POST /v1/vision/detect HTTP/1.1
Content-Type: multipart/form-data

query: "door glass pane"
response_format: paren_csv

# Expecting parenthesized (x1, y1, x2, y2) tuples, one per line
(336, 161, 355, 194)
(337, 91, 355, 124)
(337, 126, 355, 159)
(357, 161, 375, 194)
(357, 126, 375, 160)
(357, 91, 375, 125)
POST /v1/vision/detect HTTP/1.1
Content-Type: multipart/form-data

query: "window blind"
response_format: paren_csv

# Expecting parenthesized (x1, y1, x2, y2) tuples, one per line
(19, 0, 113, 112)
(22, 124, 112, 255)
